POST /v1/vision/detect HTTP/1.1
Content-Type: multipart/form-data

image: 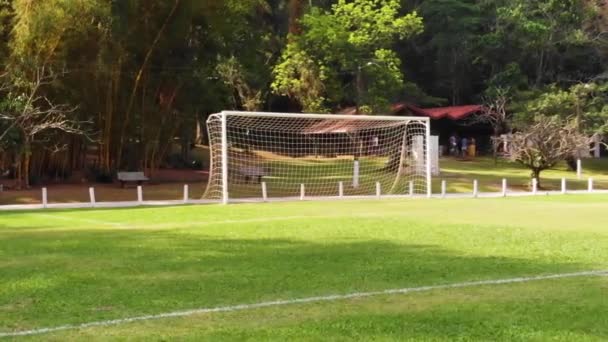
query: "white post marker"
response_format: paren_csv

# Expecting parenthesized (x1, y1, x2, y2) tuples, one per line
(441, 180, 446, 198)
(473, 180, 478, 198)
(183, 185, 189, 204)
(261, 182, 268, 202)
(300, 184, 305, 201)
(353, 160, 360, 188)
(588, 178, 594, 193)
(338, 182, 344, 198)
(561, 178, 567, 194)
(89, 187, 96, 207)
(376, 182, 381, 199)
(42, 187, 48, 208)
(532, 178, 538, 195)
(577, 159, 582, 180)
(137, 185, 143, 204)
(502, 179, 508, 197)
(409, 181, 414, 197)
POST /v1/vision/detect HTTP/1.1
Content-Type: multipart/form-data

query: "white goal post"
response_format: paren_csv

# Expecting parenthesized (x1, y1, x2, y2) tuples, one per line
(204, 111, 432, 203)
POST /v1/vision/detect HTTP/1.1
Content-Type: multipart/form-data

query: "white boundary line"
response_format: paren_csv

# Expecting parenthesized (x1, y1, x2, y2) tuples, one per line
(2, 269, 606, 338)
(19, 213, 394, 231)
(34, 213, 127, 228)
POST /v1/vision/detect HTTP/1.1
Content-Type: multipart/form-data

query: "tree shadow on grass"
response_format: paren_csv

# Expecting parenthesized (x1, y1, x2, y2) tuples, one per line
(0, 227, 602, 333)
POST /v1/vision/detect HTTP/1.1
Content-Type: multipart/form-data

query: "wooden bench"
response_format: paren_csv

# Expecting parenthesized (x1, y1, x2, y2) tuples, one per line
(117, 172, 149, 188)
(238, 166, 267, 184)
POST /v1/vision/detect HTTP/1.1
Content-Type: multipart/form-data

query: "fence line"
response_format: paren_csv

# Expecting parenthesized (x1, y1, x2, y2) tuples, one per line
(1, 185, 607, 211)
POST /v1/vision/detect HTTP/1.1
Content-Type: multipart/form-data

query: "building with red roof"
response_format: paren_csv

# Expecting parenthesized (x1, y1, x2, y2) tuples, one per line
(339, 103, 492, 155)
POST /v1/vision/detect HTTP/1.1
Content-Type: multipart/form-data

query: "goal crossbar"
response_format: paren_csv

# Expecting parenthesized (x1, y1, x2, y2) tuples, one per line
(221, 110, 431, 122)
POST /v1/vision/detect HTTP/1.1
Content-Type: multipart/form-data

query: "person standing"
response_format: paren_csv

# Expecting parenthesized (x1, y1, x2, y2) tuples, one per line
(468, 137, 476, 158)
(460, 137, 469, 157)
(449, 134, 458, 156)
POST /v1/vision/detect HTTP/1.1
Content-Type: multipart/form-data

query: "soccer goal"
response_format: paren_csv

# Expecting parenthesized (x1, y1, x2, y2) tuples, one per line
(203, 111, 431, 203)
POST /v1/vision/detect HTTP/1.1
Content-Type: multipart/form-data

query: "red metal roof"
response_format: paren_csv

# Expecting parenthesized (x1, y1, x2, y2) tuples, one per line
(339, 103, 483, 120)
(391, 103, 483, 120)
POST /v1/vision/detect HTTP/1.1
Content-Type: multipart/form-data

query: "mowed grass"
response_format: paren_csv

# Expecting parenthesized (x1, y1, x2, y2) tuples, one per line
(1, 196, 608, 340)
(439, 157, 608, 193)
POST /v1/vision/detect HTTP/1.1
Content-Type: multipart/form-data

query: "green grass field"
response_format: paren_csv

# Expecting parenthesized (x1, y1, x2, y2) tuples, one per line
(439, 157, 608, 193)
(1, 196, 608, 340)
(215, 156, 608, 200)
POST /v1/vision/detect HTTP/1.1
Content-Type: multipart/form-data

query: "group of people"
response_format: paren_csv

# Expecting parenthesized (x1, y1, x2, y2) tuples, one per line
(449, 134, 476, 158)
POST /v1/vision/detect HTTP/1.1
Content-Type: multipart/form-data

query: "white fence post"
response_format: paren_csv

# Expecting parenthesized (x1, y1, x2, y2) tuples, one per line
(376, 182, 382, 199)
(409, 181, 414, 197)
(89, 187, 96, 207)
(502, 179, 508, 197)
(300, 184, 305, 201)
(183, 185, 189, 204)
(42, 187, 48, 208)
(441, 180, 446, 198)
(532, 178, 538, 195)
(561, 178, 567, 195)
(261, 182, 268, 202)
(338, 182, 344, 198)
(137, 185, 143, 204)
(577, 159, 582, 180)
(473, 180, 478, 198)
(588, 178, 594, 193)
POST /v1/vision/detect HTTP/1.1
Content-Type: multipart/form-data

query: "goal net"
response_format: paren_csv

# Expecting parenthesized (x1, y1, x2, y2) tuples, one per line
(204, 111, 431, 203)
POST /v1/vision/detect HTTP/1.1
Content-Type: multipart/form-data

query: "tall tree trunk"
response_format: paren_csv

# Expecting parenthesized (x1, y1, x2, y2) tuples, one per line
(101, 57, 122, 174)
(23, 137, 31, 189)
(492, 127, 499, 166)
(101, 76, 113, 173)
(288, 0, 306, 37)
(15, 154, 22, 190)
(195, 113, 203, 145)
(536, 49, 545, 87)
(531, 168, 541, 189)
(117, 0, 181, 169)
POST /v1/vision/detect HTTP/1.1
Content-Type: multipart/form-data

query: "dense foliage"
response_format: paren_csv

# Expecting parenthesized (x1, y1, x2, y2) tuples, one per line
(0, 0, 606, 186)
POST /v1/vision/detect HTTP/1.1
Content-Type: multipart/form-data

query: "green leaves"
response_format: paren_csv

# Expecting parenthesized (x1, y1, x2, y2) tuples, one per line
(272, 0, 423, 112)
(271, 42, 328, 112)
(513, 82, 608, 134)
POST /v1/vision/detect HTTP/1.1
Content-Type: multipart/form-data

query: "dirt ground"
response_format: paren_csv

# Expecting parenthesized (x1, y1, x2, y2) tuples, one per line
(0, 182, 209, 205)
(0, 169, 209, 205)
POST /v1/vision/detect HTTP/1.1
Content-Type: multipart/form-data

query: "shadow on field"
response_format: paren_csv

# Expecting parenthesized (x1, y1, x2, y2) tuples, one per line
(1, 224, 602, 336)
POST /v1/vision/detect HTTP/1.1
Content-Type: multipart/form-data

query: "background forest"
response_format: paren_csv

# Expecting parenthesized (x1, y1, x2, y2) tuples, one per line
(0, 0, 607, 188)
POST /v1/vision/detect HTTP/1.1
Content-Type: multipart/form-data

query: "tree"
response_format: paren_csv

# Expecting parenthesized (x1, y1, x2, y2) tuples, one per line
(520, 82, 608, 134)
(502, 116, 589, 188)
(471, 87, 510, 162)
(216, 57, 264, 111)
(271, 42, 327, 112)
(0, 68, 91, 189)
(272, 0, 423, 112)
(418, 0, 481, 104)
